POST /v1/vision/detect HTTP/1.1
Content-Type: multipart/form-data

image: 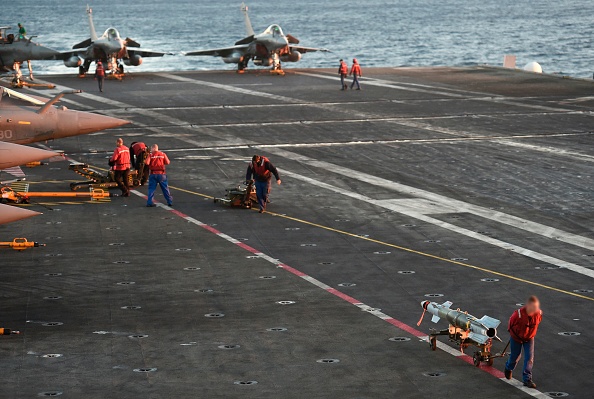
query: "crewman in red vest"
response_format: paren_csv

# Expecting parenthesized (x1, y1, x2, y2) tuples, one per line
(130, 141, 149, 185)
(145, 144, 173, 207)
(338, 59, 348, 90)
(245, 155, 281, 213)
(504, 295, 543, 388)
(109, 137, 131, 197)
(349, 58, 362, 90)
(94, 61, 105, 92)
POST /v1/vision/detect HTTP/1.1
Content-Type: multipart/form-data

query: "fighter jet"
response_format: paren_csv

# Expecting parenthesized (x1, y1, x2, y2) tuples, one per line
(0, 86, 129, 144)
(60, 6, 166, 76)
(0, 141, 58, 169)
(185, 3, 329, 72)
(0, 26, 60, 80)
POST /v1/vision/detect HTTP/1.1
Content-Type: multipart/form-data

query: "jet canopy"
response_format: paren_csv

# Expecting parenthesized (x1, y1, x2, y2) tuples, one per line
(263, 24, 284, 38)
(102, 27, 121, 41)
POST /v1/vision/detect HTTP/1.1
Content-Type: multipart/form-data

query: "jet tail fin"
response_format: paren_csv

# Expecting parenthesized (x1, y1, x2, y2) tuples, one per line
(87, 5, 98, 41)
(241, 2, 255, 37)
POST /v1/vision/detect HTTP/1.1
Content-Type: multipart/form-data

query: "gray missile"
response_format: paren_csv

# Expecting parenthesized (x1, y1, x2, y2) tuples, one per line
(420, 300, 501, 344)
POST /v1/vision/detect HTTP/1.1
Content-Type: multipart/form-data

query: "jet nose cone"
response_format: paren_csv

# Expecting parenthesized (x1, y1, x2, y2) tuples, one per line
(78, 113, 130, 134)
(35, 45, 60, 60)
(0, 203, 41, 225)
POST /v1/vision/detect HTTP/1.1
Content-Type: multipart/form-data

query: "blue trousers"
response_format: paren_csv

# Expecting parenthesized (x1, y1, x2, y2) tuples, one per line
(147, 174, 173, 206)
(255, 180, 271, 211)
(340, 74, 346, 89)
(350, 75, 360, 89)
(505, 338, 534, 382)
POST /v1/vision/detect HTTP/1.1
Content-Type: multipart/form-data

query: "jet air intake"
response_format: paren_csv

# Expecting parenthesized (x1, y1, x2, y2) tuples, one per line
(222, 52, 244, 64)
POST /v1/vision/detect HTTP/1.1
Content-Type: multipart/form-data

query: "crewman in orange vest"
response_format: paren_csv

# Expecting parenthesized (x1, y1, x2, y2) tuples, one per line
(109, 137, 131, 197)
(245, 155, 281, 213)
(338, 59, 348, 90)
(145, 144, 173, 207)
(349, 58, 362, 90)
(130, 141, 150, 185)
(94, 61, 105, 92)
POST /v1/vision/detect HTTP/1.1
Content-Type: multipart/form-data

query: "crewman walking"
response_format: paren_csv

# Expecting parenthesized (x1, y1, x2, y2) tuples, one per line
(245, 155, 281, 213)
(94, 61, 105, 92)
(349, 58, 362, 90)
(109, 138, 131, 197)
(145, 144, 173, 207)
(504, 296, 543, 388)
(130, 141, 149, 185)
(338, 59, 348, 90)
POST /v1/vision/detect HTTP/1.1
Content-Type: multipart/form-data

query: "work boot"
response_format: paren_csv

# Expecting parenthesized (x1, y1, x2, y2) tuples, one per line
(146, 204, 156, 207)
(504, 369, 512, 380)
(523, 381, 536, 389)
(259, 209, 265, 214)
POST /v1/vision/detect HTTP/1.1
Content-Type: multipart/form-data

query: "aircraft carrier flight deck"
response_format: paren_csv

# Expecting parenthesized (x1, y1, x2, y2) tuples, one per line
(1, 66, 593, 398)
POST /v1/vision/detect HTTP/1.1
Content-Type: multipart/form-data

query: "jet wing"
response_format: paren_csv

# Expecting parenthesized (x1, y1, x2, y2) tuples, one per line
(289, 44, 330, 53)
(127, 48, 167, 58)
(184, 44, 249, 57)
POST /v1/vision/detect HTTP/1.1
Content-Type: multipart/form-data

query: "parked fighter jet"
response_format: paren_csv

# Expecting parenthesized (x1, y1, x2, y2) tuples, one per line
(60, 6, 166, 76)
(185, 3, 329, 72)
(0, 26, 60, 80)
(0, 141, 58, 169)
(0, 86, 129, 144)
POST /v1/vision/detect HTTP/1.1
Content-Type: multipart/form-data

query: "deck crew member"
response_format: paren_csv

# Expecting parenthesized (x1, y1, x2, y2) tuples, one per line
(504, 295, 542, 388)
(349, 58, 362, 90)
(94, 61, 105, 92)
(130, 141, 149, 185)
(245, 155, 281, 213)
(0, 328, 20, 335)
(17, 23, 26, 39)
(145, 144, 173, 207)
(338, 59, 348, 90)
(109, 138, 131, 197)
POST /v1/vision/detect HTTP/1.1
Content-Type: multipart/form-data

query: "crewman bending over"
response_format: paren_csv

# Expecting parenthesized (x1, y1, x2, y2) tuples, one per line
(130, 141, 149, 185)
(245, 155, 281, 213)
(504, 295, 543, 388)
(1, 328, 20, 335)
(109, 138, 131, 197)
(145, 144, 173, 207)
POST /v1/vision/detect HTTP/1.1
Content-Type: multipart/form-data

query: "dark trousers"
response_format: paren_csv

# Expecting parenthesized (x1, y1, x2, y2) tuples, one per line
(340, 74, 347, 89)
(255, 180, 271, 211)
(113, 169, 130, 196)
(135, 161, 149, 185)
(97, 77, 104, 92)
(505, 338, 535, 383)
(350, 75, 360, 89)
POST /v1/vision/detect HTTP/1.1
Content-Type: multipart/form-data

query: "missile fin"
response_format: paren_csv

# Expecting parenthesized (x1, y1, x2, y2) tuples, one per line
(442, 301, 453, 309)
(469, 332, 488, 344)
(477, 315, 500, 329)
(431, 315, 440, 323)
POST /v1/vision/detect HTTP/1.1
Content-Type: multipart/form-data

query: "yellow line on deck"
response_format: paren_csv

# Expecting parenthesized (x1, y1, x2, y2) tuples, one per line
(170, 185, 594, 302)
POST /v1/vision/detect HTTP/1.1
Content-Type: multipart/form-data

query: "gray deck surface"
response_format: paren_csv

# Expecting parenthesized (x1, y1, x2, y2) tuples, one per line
(1, 66, 593, 398)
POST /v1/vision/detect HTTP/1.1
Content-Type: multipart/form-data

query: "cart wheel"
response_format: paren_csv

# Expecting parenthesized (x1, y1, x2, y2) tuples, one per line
(486, 357, 494, 367)
(429, 336, 437, 351)
(473, 352, 481, 367)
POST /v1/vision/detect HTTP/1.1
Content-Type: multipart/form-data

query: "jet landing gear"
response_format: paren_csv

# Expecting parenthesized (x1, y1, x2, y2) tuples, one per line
(78, 59, 91, 77)
(270, 53, 284, 76)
